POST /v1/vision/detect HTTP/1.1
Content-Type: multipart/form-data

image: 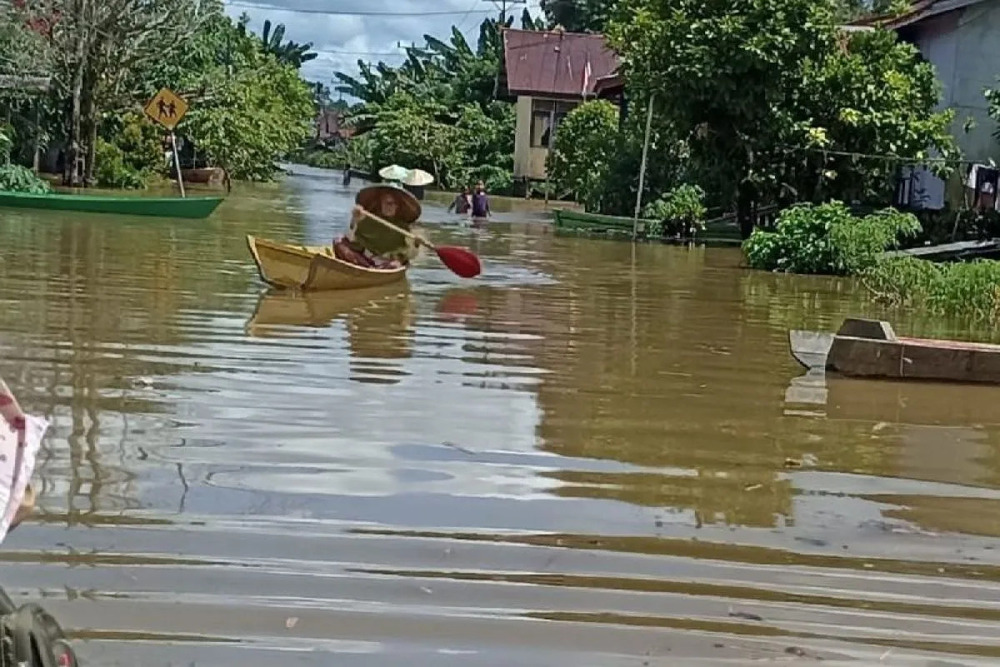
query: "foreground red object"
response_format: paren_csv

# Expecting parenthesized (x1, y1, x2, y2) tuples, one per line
(436, 245, 482, 278)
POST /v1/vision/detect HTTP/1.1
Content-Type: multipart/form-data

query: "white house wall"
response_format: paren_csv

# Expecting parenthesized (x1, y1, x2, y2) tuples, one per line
(512, 95, 575, 181)
(513, 95, 534, 180)
(913, 0, 1000, 161)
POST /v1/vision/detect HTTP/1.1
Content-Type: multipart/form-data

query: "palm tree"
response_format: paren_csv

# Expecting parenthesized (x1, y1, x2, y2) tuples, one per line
(257, 19, 318, 68)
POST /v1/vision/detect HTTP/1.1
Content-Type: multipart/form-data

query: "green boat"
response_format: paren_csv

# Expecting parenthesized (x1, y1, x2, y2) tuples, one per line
(553, 208, 651, 235)
(0, 190, 224, 219)
(553, 208, 742, 244)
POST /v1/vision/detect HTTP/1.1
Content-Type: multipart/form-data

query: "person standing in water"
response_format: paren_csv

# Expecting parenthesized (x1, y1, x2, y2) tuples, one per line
(448, 186, 472, 216)
(471, 180, 490, 221)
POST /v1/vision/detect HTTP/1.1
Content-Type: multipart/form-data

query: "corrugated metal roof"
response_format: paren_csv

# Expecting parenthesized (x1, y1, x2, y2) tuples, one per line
(849, 0, 988, 29)
(503, 29, 620, 98)
(593, 71, 623, 96)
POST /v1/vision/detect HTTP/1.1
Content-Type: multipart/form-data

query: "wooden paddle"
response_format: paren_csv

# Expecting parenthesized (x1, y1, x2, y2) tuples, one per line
(357, 206, 482, 278)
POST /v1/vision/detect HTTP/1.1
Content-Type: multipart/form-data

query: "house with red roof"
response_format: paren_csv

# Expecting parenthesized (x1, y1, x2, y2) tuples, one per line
(502, 28, 619, 184)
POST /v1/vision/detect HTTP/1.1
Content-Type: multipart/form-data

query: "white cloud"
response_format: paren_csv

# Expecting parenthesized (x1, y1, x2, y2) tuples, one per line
(223, 0, 545, 87)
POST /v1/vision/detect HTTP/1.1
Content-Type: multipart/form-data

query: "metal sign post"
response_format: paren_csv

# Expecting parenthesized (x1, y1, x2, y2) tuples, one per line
(170, 132, 185, 198)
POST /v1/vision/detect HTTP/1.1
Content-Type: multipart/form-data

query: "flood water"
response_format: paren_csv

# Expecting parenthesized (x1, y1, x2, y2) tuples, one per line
(2, 165, 1000, 665)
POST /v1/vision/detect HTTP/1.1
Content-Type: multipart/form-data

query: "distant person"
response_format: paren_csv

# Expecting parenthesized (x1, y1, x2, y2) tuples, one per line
(471, 180, 490, 220)
(342, 163, 351, 186)
(448, 186, 472, 215)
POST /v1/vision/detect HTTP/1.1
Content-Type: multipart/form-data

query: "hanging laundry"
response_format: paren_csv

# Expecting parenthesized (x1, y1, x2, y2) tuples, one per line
(966, 163, 1000, 212)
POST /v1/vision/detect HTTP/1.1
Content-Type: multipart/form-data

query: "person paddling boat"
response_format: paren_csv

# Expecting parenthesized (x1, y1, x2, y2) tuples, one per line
(333, 184, 425, 269)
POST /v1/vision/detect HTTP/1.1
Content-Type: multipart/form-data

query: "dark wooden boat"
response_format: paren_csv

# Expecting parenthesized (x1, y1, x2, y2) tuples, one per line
(789, 318, 1000, 385)
(180, 167, 226, 186)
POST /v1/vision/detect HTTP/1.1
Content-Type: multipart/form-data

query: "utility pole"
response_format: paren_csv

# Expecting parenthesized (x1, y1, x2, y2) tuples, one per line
(488, 0, 527, 99)
(487, 0, 526, 26)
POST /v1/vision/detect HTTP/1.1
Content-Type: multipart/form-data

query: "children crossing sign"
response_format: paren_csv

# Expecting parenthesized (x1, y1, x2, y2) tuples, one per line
(143, 87, 188, 131)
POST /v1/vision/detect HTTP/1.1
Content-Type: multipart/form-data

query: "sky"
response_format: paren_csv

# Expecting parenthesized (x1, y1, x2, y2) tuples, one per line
(222, 0, 545, 95)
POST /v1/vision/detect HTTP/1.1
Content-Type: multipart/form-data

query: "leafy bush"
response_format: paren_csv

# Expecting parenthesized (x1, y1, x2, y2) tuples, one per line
(94, 113, 164, 189)
(112, 113, 163, 174)
(864, 257, 1000, 320)
(547, 100, 620, 211)
(642, 183, 706, 236)
(743, 201, 919, 274)
(454, 164, 512, 194)
(829, 207, 921, 273)
(0, 164, 50, 193)
(94, 139, 149, 189)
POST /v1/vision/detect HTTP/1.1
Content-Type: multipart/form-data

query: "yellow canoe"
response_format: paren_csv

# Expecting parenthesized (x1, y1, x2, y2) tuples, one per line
(246, 235, 408, 291)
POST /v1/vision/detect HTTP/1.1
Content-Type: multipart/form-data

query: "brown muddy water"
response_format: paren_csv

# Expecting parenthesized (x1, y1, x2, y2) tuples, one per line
(1, 165, 1000, 665)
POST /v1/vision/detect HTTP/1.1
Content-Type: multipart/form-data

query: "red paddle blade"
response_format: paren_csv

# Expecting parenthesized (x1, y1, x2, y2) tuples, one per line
(435, 245, 481, 278)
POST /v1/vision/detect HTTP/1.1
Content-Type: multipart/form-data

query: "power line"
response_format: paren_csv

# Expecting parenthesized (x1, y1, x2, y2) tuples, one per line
(456, 0, 487, 32)
(319, 50, 408, 57)
(227, 0, 496, 16)
(781, 145, 973, 167)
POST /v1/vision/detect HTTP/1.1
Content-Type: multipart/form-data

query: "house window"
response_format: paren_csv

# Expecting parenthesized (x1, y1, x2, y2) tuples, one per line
(530, 99, 577, 148)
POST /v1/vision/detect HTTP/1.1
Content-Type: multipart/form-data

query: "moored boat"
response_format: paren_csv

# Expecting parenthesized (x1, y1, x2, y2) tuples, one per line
(552, 208, 742, 244)
(246, 235, 408, 292)
(180, 167, 226, 186)
(0, 190, 223, 219)
(789, 317, 1000, 385)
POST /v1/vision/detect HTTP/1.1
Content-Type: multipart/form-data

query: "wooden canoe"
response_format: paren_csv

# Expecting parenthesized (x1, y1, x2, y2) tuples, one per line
(789, 317, 1000, 385)
(246, 235, 408, 292)
(0, 190, 223, 219)
(180, 167, 226, 186)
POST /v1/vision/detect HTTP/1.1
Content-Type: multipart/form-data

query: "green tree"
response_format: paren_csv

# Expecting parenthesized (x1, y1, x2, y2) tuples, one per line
(44, 0, 209, 185)
(606, 0, 959, 237)
(183, 50, 314, 181)
(247, 19, 318, 69)
(332, 16, 523, 191)
(540, 0, 613, 32)
(0, 4, 51, 80)
(793, 29, 959, 203)
(454, 101, 515, 191)
(547, 100, 620, 210)
(364, 92, 462, 185)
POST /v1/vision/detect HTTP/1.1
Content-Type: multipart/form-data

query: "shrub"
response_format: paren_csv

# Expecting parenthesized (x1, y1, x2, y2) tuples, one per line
(0, 164, 50, 194)
(829, 207, 921, 273)
(863, 257, 1000, 320)
(742, 201, 919, 274)
(94, 139, 149, 189)
(643, 183, 707, 237)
